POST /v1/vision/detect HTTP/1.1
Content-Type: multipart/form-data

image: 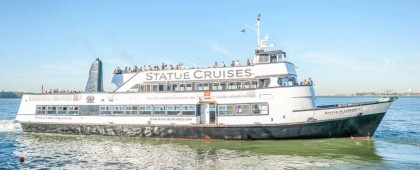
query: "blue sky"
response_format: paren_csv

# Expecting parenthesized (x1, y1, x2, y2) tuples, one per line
(0, 0, 419, 95)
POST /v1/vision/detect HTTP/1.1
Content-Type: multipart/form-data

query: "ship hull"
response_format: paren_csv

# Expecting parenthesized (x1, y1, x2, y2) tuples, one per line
(20, 112, 386, 140)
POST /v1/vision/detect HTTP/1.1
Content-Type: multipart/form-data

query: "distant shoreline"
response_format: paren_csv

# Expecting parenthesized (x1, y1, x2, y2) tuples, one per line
(0, 91, 22, 98)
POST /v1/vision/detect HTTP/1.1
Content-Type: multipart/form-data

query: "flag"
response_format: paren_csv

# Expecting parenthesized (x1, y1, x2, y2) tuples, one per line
(240, 28, 246, 33)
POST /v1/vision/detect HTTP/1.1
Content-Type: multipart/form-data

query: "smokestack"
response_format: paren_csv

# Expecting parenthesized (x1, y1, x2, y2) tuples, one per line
(85, 58, 103, 93)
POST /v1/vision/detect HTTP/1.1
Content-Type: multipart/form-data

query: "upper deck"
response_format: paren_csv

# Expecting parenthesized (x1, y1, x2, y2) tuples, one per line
(112, 61, 297, 92)
(110, 14, 301, 93)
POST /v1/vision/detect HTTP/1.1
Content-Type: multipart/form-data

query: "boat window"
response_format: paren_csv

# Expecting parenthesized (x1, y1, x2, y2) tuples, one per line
(167, 105, 181, 115)
(113, 106, 125, 115)
(278, 78, 285, 86)
(36, 106, 46, 114)
(139, 85, 145, 92)
(270, 54, 278, 63)
(288, 78, 296, 86)
(235, 104, 250, 115)
(68, 106, 79, 115)
(203, 83, 210, 90)
(258, 54, 269, 63)
(244, 81, 251, 89)
(251, 81, 258, 88)
(218, 103, 269, 116)
(159, 85, 164, 91)
(182, 105, 196, 115)
(264, 79, 271, 87)
(278, 77, 296, 86)
(218, 105, 227, 115)
(251, 103, 269, 114)
(165, 84, 171, 91)
(153, 105, 166, 115)
(139, 105, 152, 115)
(57, 106, 68, 115)
(125, 106, 138, 115)
(236, 82, 242, 89)
(179, 84, 185, 91)
(218, 105, 234, 115)
(172, 84, 178, 91)
(228, 82, 236, 90)
(259, 79, 270, 88)
(186, 84, 192, 91)
(212, 82, 220, 90)
(99, 106, 112, 115)
(46, 106, 56, 115)
(146, 85, 151, 92)
(152, 85, 159, 92)
(220, 82, 226, 90)
(196, 83, 203, 91)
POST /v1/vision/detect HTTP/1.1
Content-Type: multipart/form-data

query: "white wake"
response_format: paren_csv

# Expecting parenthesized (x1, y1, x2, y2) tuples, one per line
(0, 120, 22, 133)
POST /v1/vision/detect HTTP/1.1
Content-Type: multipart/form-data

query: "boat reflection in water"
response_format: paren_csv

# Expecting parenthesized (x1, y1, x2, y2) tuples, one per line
(14, 133, 384, 169)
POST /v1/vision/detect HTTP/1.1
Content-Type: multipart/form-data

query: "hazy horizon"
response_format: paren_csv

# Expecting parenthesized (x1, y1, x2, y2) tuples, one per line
(1, 1, 419, 95)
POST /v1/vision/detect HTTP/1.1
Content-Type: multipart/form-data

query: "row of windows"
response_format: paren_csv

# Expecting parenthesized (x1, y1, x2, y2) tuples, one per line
(218, 103, 268, 115)
(35, 103, 269, 116)
(98, 105, 197, 116)
(131, 80, 270, 92)
(36, 105, 197, 116)
(36, 106, 80, 115)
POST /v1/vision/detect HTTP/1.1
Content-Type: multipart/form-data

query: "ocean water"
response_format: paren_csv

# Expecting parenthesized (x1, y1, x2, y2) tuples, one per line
(0, 97, 419, 169)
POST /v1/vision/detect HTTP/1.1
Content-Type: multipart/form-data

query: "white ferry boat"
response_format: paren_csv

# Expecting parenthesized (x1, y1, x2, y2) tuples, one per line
(15, 15, 396, 139)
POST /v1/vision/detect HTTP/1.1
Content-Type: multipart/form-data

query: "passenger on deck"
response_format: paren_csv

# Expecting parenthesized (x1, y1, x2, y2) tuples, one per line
(231, 61, 235, 67)
(214, 61, 218, 68)
(308, 78, 313, 85)
(234, 60, 241, 66)
(247, 59, 252, 66)
(220, 61, 225, 67)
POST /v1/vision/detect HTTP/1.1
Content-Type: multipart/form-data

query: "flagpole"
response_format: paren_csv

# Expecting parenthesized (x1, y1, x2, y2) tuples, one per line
(257, 14, 260, 49)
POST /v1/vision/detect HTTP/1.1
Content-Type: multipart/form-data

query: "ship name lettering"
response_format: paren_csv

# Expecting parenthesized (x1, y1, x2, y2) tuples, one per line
(146, 69, 253, 81)
(194, 70, 203, 79)
(227, 70, 234, 78)
(324, 107, 362, 115)
(245, 69, 252, 76)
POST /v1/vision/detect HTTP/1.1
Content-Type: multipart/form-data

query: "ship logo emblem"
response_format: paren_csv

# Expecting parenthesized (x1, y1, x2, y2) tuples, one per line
(86, 95, 95, 103)
(204, 91, 211, 99)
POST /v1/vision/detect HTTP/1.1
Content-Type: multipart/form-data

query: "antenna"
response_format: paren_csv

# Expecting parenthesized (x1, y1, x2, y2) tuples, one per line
(244, 14, 275, 51)
(257, 13, 261, 48)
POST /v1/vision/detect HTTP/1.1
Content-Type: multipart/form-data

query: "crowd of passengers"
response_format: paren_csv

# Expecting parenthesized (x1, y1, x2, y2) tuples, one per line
(301, 78, 314, 85)
(113, 59, 253, 74)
